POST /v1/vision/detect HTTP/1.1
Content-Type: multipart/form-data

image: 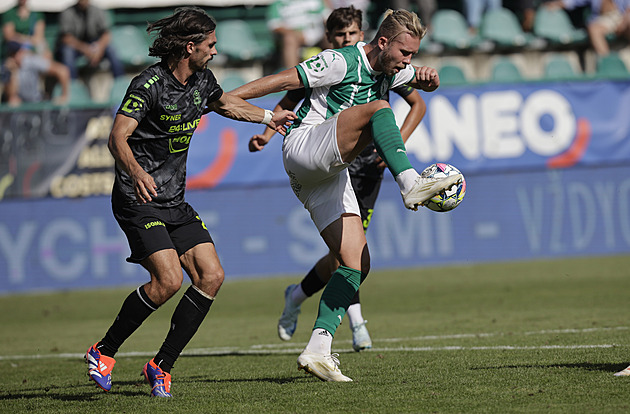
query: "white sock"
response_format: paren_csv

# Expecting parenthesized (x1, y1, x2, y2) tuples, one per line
(304, 328, 333, 355)
(395, 168, 419, 194)
(346, 303, 364, 327)
(290, 284, 308, 306)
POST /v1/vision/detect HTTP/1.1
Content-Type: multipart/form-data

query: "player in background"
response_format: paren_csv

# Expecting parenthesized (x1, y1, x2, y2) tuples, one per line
(247, 6, 427, 352)
(231, 9, 461, 381)
(84, 7, 295, 397)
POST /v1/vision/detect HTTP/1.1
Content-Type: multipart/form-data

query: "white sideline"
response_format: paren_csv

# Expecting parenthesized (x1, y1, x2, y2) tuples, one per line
(0, 326, 627, 361)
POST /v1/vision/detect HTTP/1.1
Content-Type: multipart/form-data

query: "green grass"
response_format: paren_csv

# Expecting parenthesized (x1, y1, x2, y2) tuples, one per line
(2, 256, 630, 413)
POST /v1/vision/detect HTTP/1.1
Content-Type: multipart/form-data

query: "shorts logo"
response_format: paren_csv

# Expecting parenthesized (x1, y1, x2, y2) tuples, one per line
(144, 220, 165, 230)
(287, 170, 302, 197)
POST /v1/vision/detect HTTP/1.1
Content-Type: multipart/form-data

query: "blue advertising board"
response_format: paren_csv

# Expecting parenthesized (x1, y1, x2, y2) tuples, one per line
(2, 164, 630, 294)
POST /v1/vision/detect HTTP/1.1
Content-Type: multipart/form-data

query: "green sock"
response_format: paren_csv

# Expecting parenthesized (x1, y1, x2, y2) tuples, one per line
(313, 266, 367, 335)
(370, 107, 414, 176)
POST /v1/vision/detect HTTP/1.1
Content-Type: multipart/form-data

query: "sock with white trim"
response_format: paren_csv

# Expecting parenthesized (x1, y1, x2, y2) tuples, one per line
(98, 285, 158, 358)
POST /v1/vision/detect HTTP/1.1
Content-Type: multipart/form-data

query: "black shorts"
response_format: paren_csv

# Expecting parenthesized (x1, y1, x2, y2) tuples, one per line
(113, 201, 213, 264)
(350, 174, 383, 232)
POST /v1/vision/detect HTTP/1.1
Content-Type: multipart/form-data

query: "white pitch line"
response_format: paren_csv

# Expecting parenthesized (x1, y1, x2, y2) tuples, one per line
(1, 326, 628, 361)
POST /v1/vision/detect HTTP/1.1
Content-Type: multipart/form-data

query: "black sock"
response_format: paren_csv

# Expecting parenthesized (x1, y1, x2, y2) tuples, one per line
(98, 286, 158, 357)
(350, 289, 360, 306)
(300, 266, 327, 297)
(153, 285, 214, 373)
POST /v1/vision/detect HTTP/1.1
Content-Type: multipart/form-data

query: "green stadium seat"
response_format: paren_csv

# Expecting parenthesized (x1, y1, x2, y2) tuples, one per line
(215, 19, 273, 61)
(543, 54, 581, 80)
(109, 75, 134, 105)
(219, 73, 248, 92)
(490, 58, 524, 82)
(596, 53, 630, 79)
(110, 25, 157, 68)
(439, 64, 468, 85)
(480, 8, 545, 50)
(533, 7, 588, 47)
(431, 9, 486, 51)
(53, 80, 93, 106)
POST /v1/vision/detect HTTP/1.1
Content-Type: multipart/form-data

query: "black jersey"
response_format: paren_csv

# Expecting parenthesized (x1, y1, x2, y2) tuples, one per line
(285, 84, 415, 179)
(112, 62, 223, 207)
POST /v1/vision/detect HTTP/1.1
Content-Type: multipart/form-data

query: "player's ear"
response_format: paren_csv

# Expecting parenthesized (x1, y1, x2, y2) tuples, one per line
(186, 41, 195, 54)
(377, 36, 388, 50)
(359, 31, 365, 41)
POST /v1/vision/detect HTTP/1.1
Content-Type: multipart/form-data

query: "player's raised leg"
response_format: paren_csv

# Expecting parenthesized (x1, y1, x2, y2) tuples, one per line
(336, 100, 462, 211)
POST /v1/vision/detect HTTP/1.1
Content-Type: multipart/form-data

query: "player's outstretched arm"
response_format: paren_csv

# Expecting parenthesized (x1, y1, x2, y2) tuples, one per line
(248, 93, 300, 152)
(229, 67, 303, 101)
(108, 114, 157, 204)
(208, 92, 297, 135)
(407, 66, 440, 92)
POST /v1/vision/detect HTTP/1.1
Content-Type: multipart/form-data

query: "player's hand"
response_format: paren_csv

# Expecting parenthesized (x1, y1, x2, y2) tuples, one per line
(268, 110, 297, 136)
(249, 134, 271, 152)
(373, 150, 387, 170)
(415, 66, 439, 92)
(131, 169, 158, 204)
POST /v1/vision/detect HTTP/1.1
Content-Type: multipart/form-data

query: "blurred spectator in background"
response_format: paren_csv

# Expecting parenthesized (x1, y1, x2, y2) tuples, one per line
(1, 40, 69, 106)
(464, 0, 503, 34)
(504, 0, 537, 31)
(56, 0, 124, 79)
(1, 0, 50, 58)
(390, 0, 437, 28)
(546, 0, 630, 55)
(267, 0, 328, 70)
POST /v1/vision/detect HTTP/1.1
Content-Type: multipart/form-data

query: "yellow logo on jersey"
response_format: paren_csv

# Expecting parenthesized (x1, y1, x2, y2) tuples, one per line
(121, 94, 144, 113)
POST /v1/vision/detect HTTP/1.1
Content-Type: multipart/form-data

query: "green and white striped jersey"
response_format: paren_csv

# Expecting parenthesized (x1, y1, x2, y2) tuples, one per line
(292, 42, 416, 130)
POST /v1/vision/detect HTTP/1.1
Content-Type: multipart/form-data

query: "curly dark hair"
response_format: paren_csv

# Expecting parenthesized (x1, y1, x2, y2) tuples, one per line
(147, 6, 216, 61)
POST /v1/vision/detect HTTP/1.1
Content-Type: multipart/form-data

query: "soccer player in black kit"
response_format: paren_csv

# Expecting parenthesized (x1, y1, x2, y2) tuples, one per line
(84, 7, 295, 397)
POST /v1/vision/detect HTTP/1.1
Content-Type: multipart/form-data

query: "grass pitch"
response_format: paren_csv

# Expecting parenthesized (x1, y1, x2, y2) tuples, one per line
(1, 255, 630, 413)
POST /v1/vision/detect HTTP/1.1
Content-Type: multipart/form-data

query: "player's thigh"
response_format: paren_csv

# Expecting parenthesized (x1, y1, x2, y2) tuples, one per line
(336, 100, 391, 158)
(320, 213, 369, 273)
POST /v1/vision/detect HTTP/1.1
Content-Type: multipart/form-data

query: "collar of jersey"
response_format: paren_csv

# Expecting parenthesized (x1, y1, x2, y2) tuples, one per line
(356, 41, 380, 76)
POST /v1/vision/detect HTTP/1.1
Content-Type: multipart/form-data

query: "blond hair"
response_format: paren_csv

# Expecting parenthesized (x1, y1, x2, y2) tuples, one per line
(375, 9, 426, 42)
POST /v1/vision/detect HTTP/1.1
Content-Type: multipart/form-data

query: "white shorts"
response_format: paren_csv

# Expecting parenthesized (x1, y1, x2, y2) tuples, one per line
(283, 114, 360, 232)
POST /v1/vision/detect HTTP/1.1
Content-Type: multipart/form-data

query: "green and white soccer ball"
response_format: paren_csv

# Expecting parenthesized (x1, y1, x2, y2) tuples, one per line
(420, 163, 466, 212)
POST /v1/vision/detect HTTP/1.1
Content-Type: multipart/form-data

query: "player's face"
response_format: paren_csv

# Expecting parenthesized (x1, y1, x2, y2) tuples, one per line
(377, 32, 420, 76)
(327, 22, 364, 49)
(190, 32, 218, 72)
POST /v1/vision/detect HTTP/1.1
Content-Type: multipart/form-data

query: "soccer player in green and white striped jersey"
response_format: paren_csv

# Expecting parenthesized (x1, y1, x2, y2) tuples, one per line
(231, 9, 462, 382)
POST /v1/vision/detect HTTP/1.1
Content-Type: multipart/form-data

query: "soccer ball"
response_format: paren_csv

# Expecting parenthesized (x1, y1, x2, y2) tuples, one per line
(420, 163, 466, 212)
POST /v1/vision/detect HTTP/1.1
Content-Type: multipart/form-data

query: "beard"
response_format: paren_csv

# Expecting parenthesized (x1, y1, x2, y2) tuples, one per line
(378, 49, 404, 76)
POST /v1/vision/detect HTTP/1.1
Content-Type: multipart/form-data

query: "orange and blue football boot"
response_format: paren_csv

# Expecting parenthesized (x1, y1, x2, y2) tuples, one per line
(85, 343, 116, 391)
(142, 359, 172, 397)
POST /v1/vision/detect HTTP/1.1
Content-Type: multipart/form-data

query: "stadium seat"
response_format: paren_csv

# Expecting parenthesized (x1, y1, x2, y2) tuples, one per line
(109, 75, 134, 105)
(53, 80, 93, 106)
(215, 19, 273, 61)
(533, 7, 588, 47)
(110, 25, 157, 68)
(596, 53, 630, 79)
(490, 58, 524, 82)
(431, 9, 490, 52)
(439, 64, 468, 85)
(480, 8, 545, 50)
(543, 54, 581, 80)
(219, 73, 248, 91)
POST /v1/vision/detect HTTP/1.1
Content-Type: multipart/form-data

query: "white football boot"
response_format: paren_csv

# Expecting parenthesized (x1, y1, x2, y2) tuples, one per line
(277, 284, 301, 341)
(402, 174, 463, 211)
(297, 351, 353, 382)
(614, 365, 630, 376)
(351, 321, 372, 352)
